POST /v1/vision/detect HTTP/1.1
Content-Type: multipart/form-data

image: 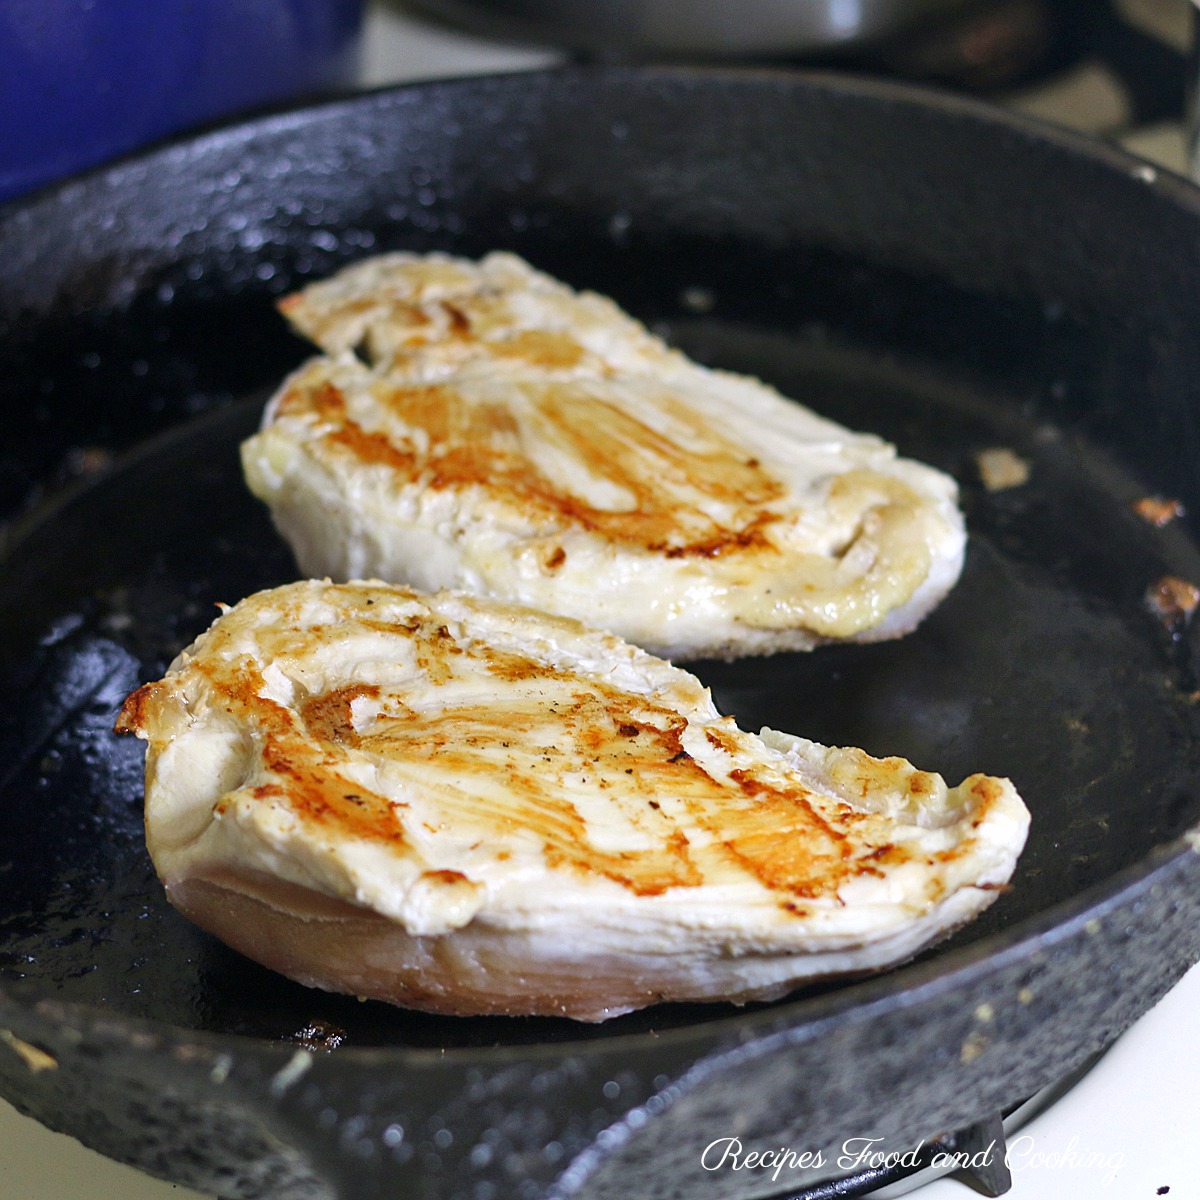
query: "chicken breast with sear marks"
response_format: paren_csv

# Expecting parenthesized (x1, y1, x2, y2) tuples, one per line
(241, 252, 966, 661)
(116, 580, 1029, 1021)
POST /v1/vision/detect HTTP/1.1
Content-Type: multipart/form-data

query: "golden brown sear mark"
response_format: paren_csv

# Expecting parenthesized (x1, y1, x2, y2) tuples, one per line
(260, 737, 408, 848)
(283, 374, 789, 559)
(298, 683, 380, 747)
(493, 329, 585, 369)
(139, 591, 916, 905)
(114, 682, 158, 735)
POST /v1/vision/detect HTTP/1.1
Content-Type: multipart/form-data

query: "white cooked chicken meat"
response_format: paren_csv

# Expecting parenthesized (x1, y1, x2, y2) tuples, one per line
(116, 580, 1029, 1022)
(241, 252, 967, 661)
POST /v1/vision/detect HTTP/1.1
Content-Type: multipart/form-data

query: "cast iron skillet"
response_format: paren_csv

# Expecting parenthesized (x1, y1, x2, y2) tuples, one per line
(3, 67, 1200, 1200)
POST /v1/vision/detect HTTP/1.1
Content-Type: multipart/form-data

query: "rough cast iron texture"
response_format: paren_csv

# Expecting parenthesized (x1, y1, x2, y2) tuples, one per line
(3, 68, 1200, 1200)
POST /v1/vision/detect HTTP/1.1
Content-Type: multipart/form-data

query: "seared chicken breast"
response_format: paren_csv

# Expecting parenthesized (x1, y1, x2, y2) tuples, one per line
(241, 252, 966, 661)
(117, 580, 1029, 1021)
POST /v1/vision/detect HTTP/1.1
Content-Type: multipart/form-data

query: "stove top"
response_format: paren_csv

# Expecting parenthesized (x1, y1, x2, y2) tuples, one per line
(357, 0, 1193, 172)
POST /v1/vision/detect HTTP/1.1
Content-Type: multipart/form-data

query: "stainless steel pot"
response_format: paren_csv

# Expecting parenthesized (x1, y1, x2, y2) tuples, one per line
(401, 0, 986, 56)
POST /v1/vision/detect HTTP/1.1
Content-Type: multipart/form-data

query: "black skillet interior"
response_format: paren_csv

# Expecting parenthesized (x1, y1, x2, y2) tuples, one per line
(3, 66, 1200, 1056)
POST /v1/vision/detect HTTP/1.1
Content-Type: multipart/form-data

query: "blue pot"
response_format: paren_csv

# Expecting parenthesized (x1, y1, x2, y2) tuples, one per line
(1, 0, 364, 202)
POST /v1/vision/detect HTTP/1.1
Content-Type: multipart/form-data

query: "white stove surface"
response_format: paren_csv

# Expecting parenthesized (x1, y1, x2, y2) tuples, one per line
(3, 4, 1198, 1198)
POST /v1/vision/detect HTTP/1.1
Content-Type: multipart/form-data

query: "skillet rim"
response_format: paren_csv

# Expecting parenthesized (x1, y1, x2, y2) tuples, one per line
(5, 60, 1200, 293)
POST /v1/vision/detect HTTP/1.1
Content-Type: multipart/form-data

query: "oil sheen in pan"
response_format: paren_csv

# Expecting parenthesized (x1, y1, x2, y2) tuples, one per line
(1, 318, 1199, 1051)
